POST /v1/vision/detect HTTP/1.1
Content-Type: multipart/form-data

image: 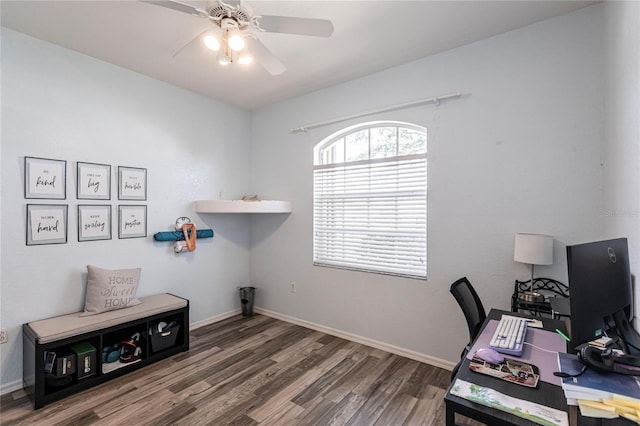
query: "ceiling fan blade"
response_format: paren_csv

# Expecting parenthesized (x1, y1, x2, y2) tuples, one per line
(245, 37, 286, 75)
(143, 1, 209, 18)
(257, 15, 334, 37)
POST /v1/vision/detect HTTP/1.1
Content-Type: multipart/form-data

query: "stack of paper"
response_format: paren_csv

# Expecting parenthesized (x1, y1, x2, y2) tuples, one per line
(558, 352, 640, 423)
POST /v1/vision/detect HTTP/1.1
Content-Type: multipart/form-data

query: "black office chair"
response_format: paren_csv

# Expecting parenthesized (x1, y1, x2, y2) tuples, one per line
(450, 277, 487, 380)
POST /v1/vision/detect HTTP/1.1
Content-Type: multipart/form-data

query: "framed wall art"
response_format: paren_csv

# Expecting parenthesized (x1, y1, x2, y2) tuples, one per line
(24, 157, 66, 199)
(26, 204, 68, 245)
(78, 205, 112, 242)
(77, 162, 111, 200)
(118, 166, 147, 201)
(118, 205, 147, 239)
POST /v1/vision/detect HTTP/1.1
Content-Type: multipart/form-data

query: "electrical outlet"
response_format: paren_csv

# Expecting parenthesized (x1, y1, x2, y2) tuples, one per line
(290, 282, 296, 293)
(0, 329, 7, 344)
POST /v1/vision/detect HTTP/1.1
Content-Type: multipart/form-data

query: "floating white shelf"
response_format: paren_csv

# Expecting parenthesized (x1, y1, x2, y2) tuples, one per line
(194, 200, 292, 214)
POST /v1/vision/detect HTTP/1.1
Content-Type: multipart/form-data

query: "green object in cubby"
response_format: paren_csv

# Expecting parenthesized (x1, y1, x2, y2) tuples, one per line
(71, 342, 96, 379)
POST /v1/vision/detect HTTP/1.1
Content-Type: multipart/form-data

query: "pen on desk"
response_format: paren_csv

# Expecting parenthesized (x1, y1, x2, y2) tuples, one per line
(555, 328, 571, 342)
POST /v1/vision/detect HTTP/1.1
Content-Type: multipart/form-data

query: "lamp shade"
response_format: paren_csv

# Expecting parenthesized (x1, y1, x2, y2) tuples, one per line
(514, 233, 553, 265)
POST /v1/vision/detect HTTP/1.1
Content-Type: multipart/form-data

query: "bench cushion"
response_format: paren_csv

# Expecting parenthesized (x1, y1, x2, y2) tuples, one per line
(28, 293, 188, 344)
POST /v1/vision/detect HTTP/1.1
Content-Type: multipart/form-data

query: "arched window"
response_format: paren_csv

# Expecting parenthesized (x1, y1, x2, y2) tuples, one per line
(313, 121, 427, 278)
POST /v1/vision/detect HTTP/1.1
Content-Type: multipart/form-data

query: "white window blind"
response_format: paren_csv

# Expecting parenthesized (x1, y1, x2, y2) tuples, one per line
(313, 153, 427, 278)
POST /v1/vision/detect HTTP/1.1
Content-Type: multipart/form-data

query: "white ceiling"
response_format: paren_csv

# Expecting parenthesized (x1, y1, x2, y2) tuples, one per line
(1, 0, 596, 110)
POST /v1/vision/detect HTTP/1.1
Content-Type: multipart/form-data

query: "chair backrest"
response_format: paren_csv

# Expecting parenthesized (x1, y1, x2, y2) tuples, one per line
(450, 277, 487, 345)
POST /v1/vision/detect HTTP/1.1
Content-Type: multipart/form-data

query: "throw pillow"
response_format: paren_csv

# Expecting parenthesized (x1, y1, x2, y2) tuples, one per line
(81, 265, 142, 316)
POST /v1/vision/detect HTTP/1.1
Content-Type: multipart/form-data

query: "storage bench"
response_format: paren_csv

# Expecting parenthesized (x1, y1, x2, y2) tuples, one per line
(23, 293, 189, 409)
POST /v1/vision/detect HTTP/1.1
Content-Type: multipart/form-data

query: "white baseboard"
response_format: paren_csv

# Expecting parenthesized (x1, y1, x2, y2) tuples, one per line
(189, 308, 241, 330)
(254, 307, 456, 371)
(1, 379, 24, 396)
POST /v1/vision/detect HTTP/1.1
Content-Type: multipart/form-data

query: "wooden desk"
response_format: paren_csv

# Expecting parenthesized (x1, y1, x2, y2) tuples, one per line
(444, 310, 632, 426)
(444, 309, 569, 426)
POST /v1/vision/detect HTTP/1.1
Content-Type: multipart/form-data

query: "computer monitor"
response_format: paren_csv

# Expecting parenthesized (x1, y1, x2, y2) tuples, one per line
(567, 238, 633, 353)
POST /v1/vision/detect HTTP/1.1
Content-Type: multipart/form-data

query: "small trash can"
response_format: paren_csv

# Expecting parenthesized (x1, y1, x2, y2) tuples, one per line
(239, 286, 255, 317)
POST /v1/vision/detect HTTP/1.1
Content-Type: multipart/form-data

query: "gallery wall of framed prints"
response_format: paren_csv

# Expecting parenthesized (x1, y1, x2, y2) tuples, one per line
(23, 156, 148, 245)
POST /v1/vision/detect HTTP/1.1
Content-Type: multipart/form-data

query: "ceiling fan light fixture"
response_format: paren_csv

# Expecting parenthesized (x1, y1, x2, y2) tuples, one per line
(149, 0, 335, 75)
(203, 34, 220, 51)
(228, 34, 245, 52)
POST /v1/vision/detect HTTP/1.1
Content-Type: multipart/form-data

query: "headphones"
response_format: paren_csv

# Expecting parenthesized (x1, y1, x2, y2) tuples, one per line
(579, 345, 640, 375)
(103, 332, 143, 364)
(119, 332, 142, 364)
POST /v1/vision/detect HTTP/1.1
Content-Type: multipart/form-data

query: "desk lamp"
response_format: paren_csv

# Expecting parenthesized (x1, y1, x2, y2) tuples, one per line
(514, 233, 553, 303)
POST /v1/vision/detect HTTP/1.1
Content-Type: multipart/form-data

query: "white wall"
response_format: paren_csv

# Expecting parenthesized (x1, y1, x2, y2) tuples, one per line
(4, 1, 635, 394)
(250, 5, 604, 365)
(0, 28, 253, 391)
(603, 1, 640, 316)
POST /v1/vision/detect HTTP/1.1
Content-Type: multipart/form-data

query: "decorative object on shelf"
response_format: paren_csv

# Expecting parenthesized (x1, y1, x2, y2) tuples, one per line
(118, 205, 147, 239)
(194, 199, 292, 213)
(26, 204, 68, 245)
(153, 217, 214, 253)
(513, 233, 553, 303)
(77, 205, 112, 242)
(24, 156, 67, 199)
(77, 162, 111, 200)
(118, 166, 147, 201)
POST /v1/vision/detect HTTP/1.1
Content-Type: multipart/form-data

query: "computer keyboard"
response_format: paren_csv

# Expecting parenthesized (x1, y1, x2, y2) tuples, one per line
(489, 315, 528, 356)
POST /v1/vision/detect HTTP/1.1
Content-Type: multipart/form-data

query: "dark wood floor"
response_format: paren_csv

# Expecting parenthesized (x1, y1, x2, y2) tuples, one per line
(0, 314, 482, 425)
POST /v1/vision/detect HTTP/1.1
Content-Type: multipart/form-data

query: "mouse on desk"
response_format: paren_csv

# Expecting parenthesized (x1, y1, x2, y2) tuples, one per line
(475, 347, 505, 364)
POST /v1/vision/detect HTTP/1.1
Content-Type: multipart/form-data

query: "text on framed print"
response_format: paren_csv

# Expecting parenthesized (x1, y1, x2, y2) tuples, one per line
(77, 162, 111, 200)
(25, 157, 66, 199)
(118, 205, 147, 239)
(78, 205, 112, 242)
(26, 204, 68, 245)
(118, 166, 147, 201)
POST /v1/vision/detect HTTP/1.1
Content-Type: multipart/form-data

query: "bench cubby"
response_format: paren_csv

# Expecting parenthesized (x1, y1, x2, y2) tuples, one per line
(23, 293, 189, 409)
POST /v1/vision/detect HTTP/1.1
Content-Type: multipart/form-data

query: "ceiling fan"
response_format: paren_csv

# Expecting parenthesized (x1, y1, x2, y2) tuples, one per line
(145, 0, 334, 75)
